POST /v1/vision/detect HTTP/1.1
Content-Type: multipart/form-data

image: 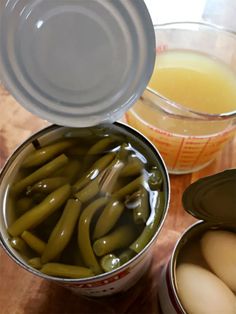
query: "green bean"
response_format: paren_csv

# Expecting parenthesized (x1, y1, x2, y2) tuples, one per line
(22, 140, 74, 168)
(8, 184, 71, 237)
(41, 263, 94, 279)
(28, 257, 42, 269)
(42, 199, 81, 263)
(78, 197, 108, 274)
(74, 176, 101, 203)
(127, 188, 149, 225)
(99, 144, 128, 194)
(93, 200, 124, 240)
(21, 231, 46, 255)
(148, 167, 163, 190)
(13, 154, 69, 195)
(28, 177, 68, 194)
(119, 248, 136, 265)
(75, 149, 127, 202)
(93, 224, 137, 257)
(120, 157, 143, 177)
(100, 254, 120, 273)
(129, 192, 165, 254)
(86, 137, 117, 155)
(73, 153, 115, 192)
(9, 237, 29, 255)
(16, 197, 34, 214)
(112, 175, 144, 200)
(6, 196, 17, 226)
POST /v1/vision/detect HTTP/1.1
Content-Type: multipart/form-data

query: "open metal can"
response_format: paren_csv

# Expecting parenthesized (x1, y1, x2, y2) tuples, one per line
(0, 0, 170, 297)
(159, 169, 236, 313)
(0, 122, 170, 297)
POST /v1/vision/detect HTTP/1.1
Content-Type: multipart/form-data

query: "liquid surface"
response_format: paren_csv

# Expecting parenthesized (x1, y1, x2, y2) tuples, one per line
(126, 50, 236, 173)
(5, 126, 165, 279)
(149, 50, 236, 114)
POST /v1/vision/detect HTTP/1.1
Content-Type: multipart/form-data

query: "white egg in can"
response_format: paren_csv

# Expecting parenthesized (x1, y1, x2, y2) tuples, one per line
(159, 170, 236, 314)
(159, 222, 236, 314)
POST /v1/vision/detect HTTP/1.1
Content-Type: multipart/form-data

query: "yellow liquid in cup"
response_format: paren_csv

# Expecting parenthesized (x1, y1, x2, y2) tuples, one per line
(126, 50, 236, 173)
(149, 50, 236, 114)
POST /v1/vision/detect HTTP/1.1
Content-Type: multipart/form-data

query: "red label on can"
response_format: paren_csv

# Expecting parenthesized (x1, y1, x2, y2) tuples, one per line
(63, 268, 130, 289)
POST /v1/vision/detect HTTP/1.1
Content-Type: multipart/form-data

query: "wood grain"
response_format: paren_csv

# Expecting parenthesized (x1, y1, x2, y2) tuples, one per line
(0, 84, 235, 314)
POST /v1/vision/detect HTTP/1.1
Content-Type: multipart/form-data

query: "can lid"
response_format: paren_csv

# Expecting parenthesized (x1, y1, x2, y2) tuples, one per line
(0, 0, 155, 127)
(182, 169, 236, 224)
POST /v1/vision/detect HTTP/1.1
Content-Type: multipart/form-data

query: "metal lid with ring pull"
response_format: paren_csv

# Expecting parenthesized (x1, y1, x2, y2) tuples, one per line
(0, 0, 155, 127)
(182, 169, 236, 224)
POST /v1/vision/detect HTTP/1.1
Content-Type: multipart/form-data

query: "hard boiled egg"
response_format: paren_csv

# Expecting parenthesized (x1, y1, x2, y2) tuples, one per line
(176, 263, 236, 314)
(201, 230, 236, 293)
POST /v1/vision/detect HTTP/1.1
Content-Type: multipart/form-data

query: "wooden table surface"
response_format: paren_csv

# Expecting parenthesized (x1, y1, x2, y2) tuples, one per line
(0, 84, 235, 314)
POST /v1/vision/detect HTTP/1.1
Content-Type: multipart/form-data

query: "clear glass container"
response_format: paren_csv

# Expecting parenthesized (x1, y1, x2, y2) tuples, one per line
(125, 22, 236, 174)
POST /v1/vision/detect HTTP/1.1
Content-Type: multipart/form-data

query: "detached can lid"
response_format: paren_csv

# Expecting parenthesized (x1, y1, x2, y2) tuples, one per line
(0, 0, 155, 127)
(182, 169, 236, 224)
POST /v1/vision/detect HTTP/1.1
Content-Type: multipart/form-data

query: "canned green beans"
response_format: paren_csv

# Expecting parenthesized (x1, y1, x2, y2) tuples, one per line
(0, 123, 169, 296)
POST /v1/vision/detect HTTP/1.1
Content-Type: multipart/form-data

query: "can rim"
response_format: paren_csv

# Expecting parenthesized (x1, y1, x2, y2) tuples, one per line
(0, 122, 170, 284)
(169, 220, 206, 314)
(168, 220, 236, 314)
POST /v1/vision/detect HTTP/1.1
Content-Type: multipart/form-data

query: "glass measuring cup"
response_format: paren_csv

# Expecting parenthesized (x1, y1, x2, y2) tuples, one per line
(125, 22, 236, 174)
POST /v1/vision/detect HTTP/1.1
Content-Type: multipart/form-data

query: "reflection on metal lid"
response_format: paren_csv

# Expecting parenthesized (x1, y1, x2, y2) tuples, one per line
(182, 169, 236, 224)
(0, 0, 155, 127)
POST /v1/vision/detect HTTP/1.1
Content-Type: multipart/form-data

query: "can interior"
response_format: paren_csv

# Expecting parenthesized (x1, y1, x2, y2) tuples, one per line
(0, 122, 169, 282)
(171, 222, 236, 313)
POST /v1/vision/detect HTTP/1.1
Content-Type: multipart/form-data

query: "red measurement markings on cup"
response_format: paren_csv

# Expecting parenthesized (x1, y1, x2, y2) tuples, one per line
(156, 45, 168, 53)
